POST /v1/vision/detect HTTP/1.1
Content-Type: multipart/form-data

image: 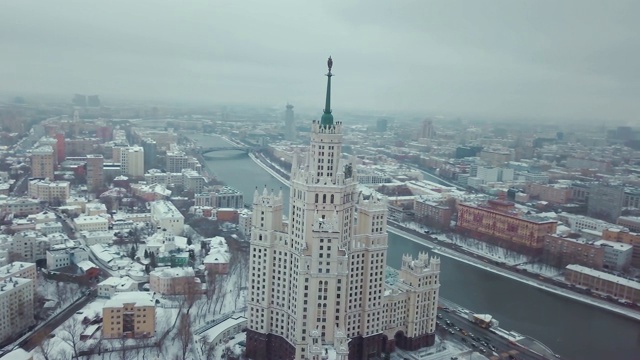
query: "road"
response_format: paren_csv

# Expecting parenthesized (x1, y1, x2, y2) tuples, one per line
(436, 306, 546, 360)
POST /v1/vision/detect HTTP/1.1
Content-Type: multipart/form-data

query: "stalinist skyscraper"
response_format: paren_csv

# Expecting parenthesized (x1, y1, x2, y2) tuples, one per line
(246, 57, 441, 360)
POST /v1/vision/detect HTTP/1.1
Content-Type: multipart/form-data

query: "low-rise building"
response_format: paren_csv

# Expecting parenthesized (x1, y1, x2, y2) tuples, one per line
(617, 216, 640, 233)
(565, 264, 640, 303)
(74, 215, 109, 232)
(27, 178, 70, 203)
(593, 240, 633, 271)
(6, 231, 50, 263)
(526, 183, 572, 204)
(85, 202, 108, 216)
(97, 276, 138, 298)
(204, 237, 230, 275)
(150, 200, 184, 235)
(35, 222, 64, 235)
(0, 198, 40, 216)
(81, 231, 115, 246)
(197, 316, 248, 349)
(46, 246, 89, 270)
(102, 292, 155, 338)
(602, 228, 640, 268)
(149, 267, 198, 295)
(543, 234, 604, 269)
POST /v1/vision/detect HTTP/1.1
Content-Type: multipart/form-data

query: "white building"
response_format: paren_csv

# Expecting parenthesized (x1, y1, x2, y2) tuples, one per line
(238, 209, 252, 238)
(74, 215, 109, 232)
(27, 179, 70, 203)
(182, 169, 207, 193)
(5, 231, 50, 263)
(35, 222, 64, 235)
(0, 277, 35, 344)
(81, 231, 115, 246)
(97, 276, 138, 298)
(594, 240, 634, 271)
(85, 202, 108, 216)
(246, 64, 440, 360)
(46, 246, 89, 270)
(150, 200, 184, 235)
(121, 146, 145, 177)
(0, 262, 37, 292)
(560, 214, 617, 233)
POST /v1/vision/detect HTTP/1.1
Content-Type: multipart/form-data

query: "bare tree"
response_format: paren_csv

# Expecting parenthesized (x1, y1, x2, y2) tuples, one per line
(34, 331, 57, 360)
(58, 317, 85, 358)
(172, 313, 193, 360)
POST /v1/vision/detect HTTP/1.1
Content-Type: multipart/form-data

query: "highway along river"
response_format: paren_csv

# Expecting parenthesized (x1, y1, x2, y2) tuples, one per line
(190, 133, 640, 360)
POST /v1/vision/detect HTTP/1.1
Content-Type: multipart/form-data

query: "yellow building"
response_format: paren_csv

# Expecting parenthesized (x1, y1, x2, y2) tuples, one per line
(102, 293, 155, 339)
(565, 264, 639, 303)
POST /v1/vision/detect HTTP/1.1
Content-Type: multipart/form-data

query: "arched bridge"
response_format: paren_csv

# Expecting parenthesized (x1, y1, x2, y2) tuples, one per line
(198, 145, 266, 158)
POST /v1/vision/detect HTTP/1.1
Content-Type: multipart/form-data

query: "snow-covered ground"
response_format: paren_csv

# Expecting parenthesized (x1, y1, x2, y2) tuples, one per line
(400, 221, 532, 266)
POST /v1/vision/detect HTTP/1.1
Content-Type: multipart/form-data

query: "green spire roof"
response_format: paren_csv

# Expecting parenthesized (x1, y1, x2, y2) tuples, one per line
(320, 56, 334, 126)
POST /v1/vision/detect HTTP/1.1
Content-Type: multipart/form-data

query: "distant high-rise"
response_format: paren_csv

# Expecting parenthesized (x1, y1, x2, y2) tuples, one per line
(72, 94, 87, 107)
(284, 103, 296, 141)
(588, 184, 624, 222)
(120, 146, 145, 178)
(376, 118, 388, 132)
(141, 138, 158, 171)
(87, 95, 101, 107)
(419, 119, 435, 139)
(86, 154, 105, 191)
(246, 58, 441, 360)
(30, 146, 55, 179)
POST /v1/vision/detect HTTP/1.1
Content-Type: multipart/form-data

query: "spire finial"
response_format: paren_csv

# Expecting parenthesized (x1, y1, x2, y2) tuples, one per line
(321, 56, 334, 126)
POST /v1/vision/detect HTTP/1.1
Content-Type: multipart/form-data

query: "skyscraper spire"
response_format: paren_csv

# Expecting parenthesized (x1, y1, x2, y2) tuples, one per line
(321, 56, 334, 126)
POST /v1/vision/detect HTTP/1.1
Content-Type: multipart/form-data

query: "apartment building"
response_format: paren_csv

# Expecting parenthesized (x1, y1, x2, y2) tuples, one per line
(102, 293, 155, 338)
(27, 179, 70, 203)
(414, 197, 453, 229)
(565, 265, 639, 303)
(593, 240, 633, 271)
(457, 200, 557, 254)
(602, 228, 640, 267)
(543, 234, 604, 269)
(30, 146, 55, 179)
(0, 277, 35, 344)
(120, 146, 145, 178)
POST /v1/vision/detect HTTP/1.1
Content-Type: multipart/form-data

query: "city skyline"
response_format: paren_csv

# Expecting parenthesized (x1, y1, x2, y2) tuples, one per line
(1, 1, 639, 123)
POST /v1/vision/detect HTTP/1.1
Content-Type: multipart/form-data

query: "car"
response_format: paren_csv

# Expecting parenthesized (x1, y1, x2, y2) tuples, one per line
(448, 329, 455, 334)
(489, 345, 497, 352)
(437, 314, 443, 319)
(471, 342, 478, 348)
(461, 330, 468, 336)
(479, 348, 486, 353)
(436, 321, 441, 327)
(455, 327, 461, 331)
(443, 307, 451, 312)
(481, 341, 488, 347)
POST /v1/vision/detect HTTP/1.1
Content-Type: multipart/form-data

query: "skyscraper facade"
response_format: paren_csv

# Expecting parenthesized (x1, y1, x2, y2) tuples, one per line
(246, 58, 441, 360)
(141, 138, 157, 171)
(285, 103, 296, 141)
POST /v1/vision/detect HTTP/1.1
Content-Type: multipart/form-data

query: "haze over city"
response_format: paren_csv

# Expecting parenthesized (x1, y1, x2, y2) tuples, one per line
(1, 0, 639, 123)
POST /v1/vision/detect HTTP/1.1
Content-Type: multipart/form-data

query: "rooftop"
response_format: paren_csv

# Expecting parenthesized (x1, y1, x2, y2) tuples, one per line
(566, 264, 640, 290)
(75, 215, 109, 224)
(104, 292, 155, 308)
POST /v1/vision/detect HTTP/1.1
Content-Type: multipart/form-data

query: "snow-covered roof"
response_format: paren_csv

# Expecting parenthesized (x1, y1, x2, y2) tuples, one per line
(104, 292, 155, 308)
(75, 215, 109, 224)
(76, 260, 98, 272)
(1, 348, 32, 360)
(150, 267, 194, 279)
(204, 248, 230, 264)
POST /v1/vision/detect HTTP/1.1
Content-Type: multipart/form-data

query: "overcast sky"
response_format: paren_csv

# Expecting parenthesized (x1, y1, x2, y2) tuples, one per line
(1, 0, 638, 122)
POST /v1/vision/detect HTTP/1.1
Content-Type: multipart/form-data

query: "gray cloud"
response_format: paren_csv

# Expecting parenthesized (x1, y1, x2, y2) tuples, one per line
(0, 0, 638, 122)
